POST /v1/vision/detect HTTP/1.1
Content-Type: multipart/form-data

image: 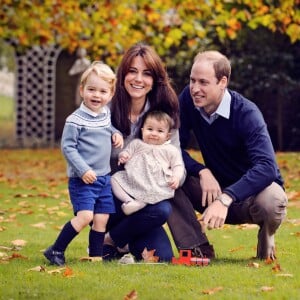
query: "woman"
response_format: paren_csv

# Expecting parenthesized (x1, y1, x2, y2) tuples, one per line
(104, 43, 182, 262)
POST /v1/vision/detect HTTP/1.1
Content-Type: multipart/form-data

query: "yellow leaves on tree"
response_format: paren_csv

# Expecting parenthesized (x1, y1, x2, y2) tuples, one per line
(0, 0, 299, 62)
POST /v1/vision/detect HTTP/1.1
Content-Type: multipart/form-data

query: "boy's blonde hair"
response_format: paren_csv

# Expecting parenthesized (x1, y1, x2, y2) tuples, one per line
(80, 61, 116, 94)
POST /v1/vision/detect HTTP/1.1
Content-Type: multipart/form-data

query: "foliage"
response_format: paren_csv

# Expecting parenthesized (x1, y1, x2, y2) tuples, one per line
(0, 1, 299, 150)
(219, 27, 300, 151)
(0, 0, 299, 67)
(0, 149, 299, 299)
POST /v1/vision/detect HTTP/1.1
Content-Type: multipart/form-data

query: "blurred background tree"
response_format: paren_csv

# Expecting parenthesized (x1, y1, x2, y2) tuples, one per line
(0, 0, 299, 150)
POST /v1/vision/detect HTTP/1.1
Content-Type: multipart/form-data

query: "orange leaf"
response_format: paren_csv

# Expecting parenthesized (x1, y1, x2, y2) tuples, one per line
(28, 265, 46, 272)
(272, 263, 282, 272)
(202, 286, 223, 295)
(63, 266, 74, 277)
(79, 256, 102, 262)
(229, 246, 244, 252)
(124, 289, 138, 300)
(141, 248, 159, 263)
(31, 222, 46, 229)
(261, 286, 274, 292)
(47, 267, 65, 274)
(10, 253, 28, 260)
(11, 239, 27, 247)
(264, 257, 274, 264)
(248, 262, 260, 268)
(275, 273, 293, 277)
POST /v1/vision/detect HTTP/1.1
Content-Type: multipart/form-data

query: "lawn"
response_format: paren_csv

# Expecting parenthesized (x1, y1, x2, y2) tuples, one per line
(0, 149, 300, 299)
(0, 95, 15, 147)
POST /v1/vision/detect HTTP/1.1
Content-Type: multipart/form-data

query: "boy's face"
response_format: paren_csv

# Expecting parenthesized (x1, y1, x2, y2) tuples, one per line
(80, 72, 113, 113)
(141, 117, 170, 145)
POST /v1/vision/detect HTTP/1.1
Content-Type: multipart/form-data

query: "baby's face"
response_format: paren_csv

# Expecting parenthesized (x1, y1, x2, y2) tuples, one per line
(141, 117, 170, 145)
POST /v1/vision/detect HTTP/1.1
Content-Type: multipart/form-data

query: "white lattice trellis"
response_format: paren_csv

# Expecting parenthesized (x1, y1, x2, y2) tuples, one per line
(15, 45, 61, 146)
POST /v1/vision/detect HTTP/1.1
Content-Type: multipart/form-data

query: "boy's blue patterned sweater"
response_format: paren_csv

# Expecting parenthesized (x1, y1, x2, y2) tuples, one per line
(61, 103, 120, 178)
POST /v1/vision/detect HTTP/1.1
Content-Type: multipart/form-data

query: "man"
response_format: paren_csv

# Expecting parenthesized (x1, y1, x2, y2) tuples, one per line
(168, 50, 288, 260)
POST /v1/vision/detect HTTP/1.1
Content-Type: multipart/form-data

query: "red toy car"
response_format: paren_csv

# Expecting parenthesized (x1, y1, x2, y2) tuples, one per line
(172, 249, 210, 266)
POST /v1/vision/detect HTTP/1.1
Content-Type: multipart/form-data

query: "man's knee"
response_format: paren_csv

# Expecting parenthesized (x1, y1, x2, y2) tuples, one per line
(251, 183, 287, 226)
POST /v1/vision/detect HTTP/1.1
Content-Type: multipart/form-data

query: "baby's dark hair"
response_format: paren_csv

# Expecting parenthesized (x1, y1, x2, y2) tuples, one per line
(141, 110, 174, 132)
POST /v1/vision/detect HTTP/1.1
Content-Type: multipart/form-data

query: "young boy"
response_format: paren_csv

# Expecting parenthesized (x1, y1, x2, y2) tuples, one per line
(44, 61, 123, 266)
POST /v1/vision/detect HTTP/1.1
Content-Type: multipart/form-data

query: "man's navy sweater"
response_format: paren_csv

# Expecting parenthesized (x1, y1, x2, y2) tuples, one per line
(179, 86, 284, 202)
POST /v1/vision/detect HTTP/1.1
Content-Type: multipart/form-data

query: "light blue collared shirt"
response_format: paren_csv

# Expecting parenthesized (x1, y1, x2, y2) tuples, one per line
(197, 89, 231, 124)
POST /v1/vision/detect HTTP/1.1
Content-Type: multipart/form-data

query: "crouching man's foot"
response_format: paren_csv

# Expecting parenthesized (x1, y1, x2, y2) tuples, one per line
(256, 233, 277, 260)
(191, 243, 215, 259)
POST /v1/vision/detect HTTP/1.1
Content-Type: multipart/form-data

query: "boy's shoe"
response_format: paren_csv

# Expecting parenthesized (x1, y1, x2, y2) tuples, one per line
(44, 245, 65, 266)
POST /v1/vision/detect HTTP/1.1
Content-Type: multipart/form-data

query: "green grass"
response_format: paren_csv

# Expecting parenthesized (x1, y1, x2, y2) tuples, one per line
(0, 149, 300, 299)
(0, 95, 15, 145)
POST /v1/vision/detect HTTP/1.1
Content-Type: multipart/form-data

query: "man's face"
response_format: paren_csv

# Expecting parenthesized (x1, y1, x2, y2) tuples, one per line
(189, 60, 227, 115)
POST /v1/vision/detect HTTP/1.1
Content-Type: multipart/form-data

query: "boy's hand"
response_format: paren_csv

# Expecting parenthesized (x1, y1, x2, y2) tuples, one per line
(112, 133, 124, 148)
(82, 170, 97, 184)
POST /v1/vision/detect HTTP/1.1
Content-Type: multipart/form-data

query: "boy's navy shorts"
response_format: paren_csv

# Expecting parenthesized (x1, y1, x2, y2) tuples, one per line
(68, 175, 115, 215)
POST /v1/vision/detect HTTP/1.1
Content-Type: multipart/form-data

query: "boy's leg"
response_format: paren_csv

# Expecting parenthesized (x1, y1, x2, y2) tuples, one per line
(44, 221, 78, 266)
(89, 229, 105, 257)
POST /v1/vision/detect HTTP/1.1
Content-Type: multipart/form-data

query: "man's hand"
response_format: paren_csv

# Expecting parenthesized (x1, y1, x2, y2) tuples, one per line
(200, 199, 228, 230)
(199, 168, 221, 207)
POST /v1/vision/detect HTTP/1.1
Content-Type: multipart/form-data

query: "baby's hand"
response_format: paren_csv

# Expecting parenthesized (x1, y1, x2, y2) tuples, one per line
(118, 152, 130, 165)
(168, 176, 180, 190)
(112, 133, 124, 148)
(82, 170, 97, 184)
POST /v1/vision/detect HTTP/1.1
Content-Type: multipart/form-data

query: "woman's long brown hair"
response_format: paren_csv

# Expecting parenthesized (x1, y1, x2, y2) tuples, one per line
(111, 43, 179, 137)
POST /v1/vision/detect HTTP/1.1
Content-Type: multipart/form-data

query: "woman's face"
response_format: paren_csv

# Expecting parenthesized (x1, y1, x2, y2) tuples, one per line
(124, 56, 154, 102)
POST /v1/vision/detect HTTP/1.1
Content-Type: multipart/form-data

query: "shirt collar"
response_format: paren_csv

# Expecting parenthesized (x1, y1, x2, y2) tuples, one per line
(80, 102, 106, 117)
(216, 89, 231, 119)
(197, 89, 231, 124)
